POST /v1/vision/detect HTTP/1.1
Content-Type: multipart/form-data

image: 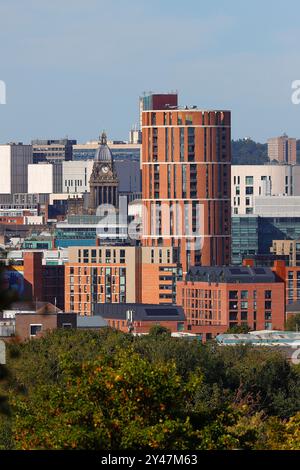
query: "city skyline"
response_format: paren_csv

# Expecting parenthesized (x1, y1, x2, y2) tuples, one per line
(1, 0, 300, 143)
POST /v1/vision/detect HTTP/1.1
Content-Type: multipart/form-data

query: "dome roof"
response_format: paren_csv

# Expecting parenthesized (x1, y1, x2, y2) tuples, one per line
(95, 131, 113, 162)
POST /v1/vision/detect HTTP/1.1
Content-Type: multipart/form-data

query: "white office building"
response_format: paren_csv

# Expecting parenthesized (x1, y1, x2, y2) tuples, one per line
(231, 165, 300, 215)
(0, 144, 32, 194)
(28, 163, 62, 194)
(62, 160, 93, 193)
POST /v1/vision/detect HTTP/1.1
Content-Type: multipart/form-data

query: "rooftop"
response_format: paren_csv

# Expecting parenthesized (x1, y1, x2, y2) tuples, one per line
(95, 303, 185, 322)
(185, 266, 278, 284)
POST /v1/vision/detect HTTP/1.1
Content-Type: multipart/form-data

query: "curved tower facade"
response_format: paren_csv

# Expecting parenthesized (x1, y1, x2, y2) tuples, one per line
(141, 109, 231, 273)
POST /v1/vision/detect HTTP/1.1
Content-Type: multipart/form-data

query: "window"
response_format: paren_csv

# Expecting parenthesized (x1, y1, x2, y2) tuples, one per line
(245, 176, 253, 185)
(246, 186, 253, 195)
(241, 301, 248, 309)
(229, 301, 238, 310)
(229, 290, 238, 299)
(180, 128, 184, 161)
(241, 290, 248, 299)
(265, 301, 272, 310)
(229, 312, 238, 321)
(265, 290, 272, 299)
(106, 249, 111, 263)
(30, 324, 42, 337)
(241, 311, 248, 321)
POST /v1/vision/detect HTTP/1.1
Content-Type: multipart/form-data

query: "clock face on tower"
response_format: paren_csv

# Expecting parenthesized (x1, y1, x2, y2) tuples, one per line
(101, 165, 109, 174)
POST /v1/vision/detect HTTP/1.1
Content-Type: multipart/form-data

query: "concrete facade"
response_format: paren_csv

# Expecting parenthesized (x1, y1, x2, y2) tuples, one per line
(0, 144, 32, 194)
(28, 163, 62, 194)
(231, 165, 300, 215)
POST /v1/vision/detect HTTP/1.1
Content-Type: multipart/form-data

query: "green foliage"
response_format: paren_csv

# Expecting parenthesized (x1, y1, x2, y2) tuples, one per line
(226, 324, 250, 334)
(285, 314, 300, 332)
(1, 328, 300, 450)
(231, 139, 268, 165)
(148, 325, 171, 337)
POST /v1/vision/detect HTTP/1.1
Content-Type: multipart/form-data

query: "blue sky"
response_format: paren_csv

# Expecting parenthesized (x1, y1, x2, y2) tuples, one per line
(0, 0, 300, 143)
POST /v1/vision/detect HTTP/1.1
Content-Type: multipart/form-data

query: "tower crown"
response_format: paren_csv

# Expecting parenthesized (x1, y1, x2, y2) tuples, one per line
(95, 130, 113, 162)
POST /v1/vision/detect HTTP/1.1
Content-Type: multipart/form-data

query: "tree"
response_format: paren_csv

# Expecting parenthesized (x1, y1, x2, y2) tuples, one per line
(285, 314, 300, 332)
(226, 324, 250, 334)
(9, 349, 200, 450)
(148, 325, 171, 337)
(1, 328, 300, 449)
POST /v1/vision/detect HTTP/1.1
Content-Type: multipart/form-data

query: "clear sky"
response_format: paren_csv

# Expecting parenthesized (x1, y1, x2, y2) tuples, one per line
(0, 0, 300, 143)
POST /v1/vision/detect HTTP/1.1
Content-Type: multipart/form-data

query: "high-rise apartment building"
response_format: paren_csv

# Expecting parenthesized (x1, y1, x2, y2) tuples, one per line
(141, 108, 231, 273)
(139, 92, 178, 128)
(267, 134, 296, 164)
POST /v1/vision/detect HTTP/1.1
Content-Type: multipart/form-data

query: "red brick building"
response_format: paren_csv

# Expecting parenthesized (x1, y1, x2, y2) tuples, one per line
(10, 301, 77, 341)
(8, 252, 65, 310)
(244, 258, 300, 308)
(272, 261, 300, 307)
(65, 246, 179, 315)
(141, 107, 231, 273)
(177, 265, 285, 341)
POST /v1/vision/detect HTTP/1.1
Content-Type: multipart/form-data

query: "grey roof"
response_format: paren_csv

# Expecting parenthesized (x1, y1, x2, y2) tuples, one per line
(186, 266, 278, 284)
(94, 303, 185, 321)
(95, 132, 113, 162)
(77, 315, 108, 328)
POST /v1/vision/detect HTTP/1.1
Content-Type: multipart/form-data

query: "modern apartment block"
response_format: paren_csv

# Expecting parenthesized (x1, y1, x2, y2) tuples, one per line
(231, 164, 300, 215)
(65, 246, 179, 315)
(176, 265, 285, 339)
(270, 260, 300, 306)
(267, 134, 296, 164)
(141, 108, 231, 273)
(31, 139, 76, 163)
(0, 143, 32, 194)
(135, 246, 179, 304)
(271, 239, 300, 266)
